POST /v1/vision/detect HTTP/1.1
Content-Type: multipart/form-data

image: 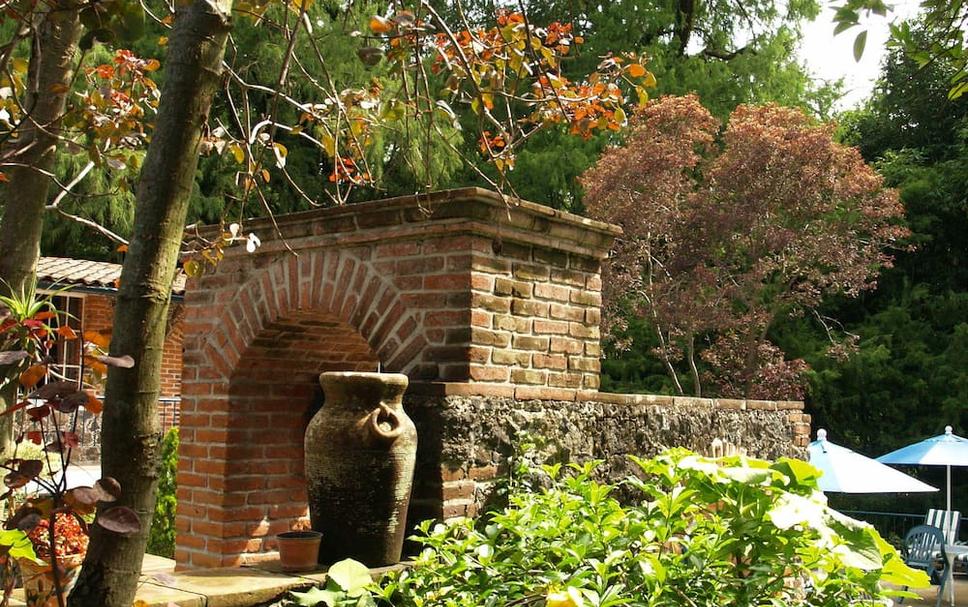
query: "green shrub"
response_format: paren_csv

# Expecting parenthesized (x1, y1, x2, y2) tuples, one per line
(372, 449, 927, 607)
(147, 427, 178, 558)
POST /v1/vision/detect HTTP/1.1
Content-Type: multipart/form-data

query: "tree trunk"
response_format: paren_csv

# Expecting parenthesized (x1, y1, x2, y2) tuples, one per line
(0, 1, 81, 460)
(69, 1, 232, 604)
(686, 333, 701, 397)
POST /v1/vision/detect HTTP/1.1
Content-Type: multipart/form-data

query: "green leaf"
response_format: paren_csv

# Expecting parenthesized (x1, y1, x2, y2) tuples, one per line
(853, 30, 868, 61)
(0, 529, 36, 561)
(290, 586, 340, 607)
(327, 559, 371, 595)
(771, 457, 821, 489)
(833, 20, 855, 36)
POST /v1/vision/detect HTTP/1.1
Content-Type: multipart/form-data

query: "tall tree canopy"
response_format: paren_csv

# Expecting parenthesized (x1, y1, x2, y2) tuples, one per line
(584, 94, 907, 399)
(792, 32, 968, 455)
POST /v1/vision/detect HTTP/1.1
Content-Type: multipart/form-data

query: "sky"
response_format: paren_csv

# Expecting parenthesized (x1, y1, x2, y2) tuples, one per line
(797, 0, 922, 109)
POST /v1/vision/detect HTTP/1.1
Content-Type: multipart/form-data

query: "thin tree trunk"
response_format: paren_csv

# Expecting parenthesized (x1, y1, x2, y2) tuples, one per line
(643, 241, 684, 396)
(0, 1, 81, 460)
(655, 325, 684, 395)
(69, 0, 232, 604)
(741, 315, 774, 397)
(686, 333, 701, 397)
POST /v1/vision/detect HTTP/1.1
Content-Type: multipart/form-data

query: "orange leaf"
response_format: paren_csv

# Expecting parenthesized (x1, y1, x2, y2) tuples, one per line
(0, 173, 8, 183)
(369, 15, 393, 34)
(627, 64, 646, 78)
(19, 365, 46, 389)
(84, 355, 108, 376)
(32, 311, 55, 321)
(83, 331, 110, 348)
(56, 325, 78, 340)
(84, 392, 103, 415)
(116, 244, 129, 253)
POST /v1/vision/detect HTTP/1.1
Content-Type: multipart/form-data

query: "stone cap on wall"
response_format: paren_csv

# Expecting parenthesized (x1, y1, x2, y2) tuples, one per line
(406, 381, 805, 411)
(189, 188, 622, 260)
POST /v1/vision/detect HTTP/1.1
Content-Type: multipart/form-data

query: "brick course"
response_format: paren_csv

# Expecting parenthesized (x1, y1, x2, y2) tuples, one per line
(83, 294, 183, 398)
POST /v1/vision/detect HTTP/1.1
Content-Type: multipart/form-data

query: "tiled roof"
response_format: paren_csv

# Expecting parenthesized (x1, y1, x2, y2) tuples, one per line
(36, 256, 187, 295)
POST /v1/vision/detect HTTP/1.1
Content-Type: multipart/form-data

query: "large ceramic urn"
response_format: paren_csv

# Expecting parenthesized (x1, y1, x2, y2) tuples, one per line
(305, 371, 417, 567)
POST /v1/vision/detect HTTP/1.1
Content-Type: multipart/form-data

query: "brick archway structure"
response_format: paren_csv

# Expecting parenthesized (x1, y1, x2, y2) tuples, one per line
(178, 188, 812, 569)
(177, 188, 620, 567)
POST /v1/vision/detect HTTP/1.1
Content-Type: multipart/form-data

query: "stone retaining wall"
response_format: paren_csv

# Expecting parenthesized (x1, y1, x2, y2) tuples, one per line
(404, 385, 809, 522)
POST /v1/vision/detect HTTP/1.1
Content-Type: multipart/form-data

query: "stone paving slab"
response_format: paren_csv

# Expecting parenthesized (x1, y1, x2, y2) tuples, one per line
(153, 566, 316, 607)
(7, 556, 406, 607)
(133, 580, 208, 607)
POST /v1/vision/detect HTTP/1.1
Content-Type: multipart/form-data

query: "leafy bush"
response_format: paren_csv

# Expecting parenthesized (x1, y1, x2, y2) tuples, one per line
(372, 450, 926, 607)
(147, 427, 178, 558)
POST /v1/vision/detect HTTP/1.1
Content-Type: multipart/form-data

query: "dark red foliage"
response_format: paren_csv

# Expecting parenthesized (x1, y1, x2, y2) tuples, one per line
(583, 95, 908, 398)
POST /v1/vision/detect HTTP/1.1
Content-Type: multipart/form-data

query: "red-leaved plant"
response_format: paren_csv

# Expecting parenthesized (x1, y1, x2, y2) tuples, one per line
(583, 94, 909, 400)
(0, 284, 141, 607)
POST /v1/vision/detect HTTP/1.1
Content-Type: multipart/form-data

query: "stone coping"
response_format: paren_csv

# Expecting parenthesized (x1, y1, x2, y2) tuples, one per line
(406, 382, 804, 411)
(9, 555, 407, 607)
(188, 187, 622, 257)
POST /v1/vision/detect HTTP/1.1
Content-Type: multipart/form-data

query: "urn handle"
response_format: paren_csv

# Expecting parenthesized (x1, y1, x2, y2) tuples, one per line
(364, 404, 405, 445)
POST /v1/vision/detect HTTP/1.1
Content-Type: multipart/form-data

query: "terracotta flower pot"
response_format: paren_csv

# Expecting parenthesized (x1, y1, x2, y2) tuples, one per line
(17, 554, 85, 607)
(277, 531, 322, 572)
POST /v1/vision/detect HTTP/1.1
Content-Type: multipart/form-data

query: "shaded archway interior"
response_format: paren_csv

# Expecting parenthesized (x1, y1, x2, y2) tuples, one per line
(224, 309, 380, 552)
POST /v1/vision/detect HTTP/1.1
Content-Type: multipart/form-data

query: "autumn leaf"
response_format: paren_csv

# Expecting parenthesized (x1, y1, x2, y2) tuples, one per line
(369, 15, 393, 34)
(116, 243, 129, 253)
(19, 365, 46, 389)
(627, 64, 646, 78)
(26, 405, 50, 421)
(83, 393, 103, 414)
(97, 506, 141, 535)
(56, 325, 78, 340)
(179, 255, 203, 277)
(83, 330, 111, 348)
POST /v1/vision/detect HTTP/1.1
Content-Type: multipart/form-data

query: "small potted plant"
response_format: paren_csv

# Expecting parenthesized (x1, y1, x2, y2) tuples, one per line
(276, 520, 322, 572)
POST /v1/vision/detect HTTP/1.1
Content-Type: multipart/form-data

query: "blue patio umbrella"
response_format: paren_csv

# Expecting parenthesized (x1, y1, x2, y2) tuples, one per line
(878, 426, 968, 511)
(808, 429, 938, 494)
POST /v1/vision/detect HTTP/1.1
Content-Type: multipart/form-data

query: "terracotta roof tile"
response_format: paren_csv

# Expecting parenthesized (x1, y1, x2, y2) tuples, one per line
(36, 257, 187, 295)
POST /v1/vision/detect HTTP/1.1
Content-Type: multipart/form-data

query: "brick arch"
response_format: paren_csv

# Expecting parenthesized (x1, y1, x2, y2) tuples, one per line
(189, 250, 426, 383)
(177, 250, 428, 568)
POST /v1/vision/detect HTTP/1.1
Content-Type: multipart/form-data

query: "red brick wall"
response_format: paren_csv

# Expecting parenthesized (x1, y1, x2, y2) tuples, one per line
(83, 293, 184, 399)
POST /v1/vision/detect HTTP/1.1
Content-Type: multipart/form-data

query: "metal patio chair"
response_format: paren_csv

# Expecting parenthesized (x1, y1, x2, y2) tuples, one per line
(901, 524, 949, 607)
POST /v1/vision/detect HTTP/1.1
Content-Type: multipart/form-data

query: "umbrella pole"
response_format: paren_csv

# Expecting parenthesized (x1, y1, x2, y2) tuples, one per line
(948, 465, 952, 511)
